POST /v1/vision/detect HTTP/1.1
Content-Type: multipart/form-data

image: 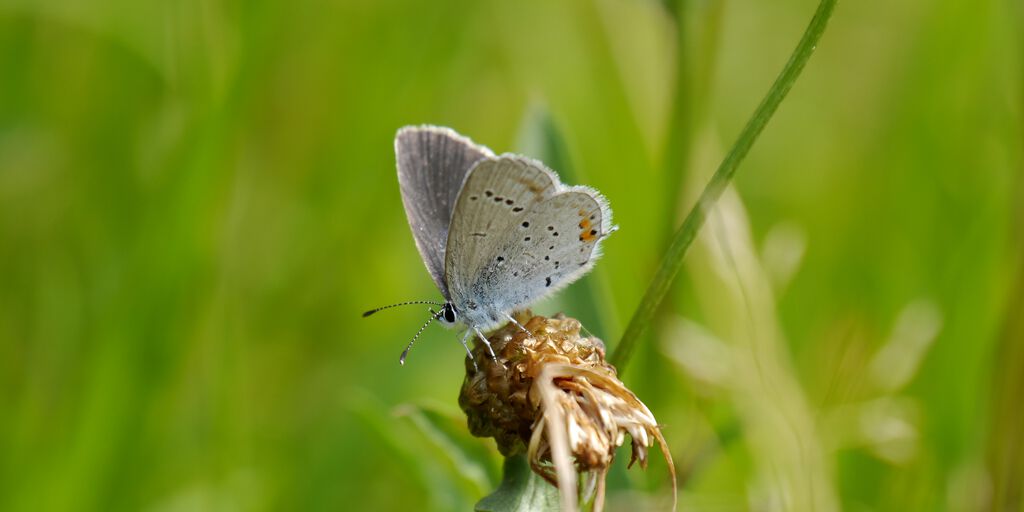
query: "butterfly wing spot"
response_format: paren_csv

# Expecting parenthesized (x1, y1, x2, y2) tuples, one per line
(472, 232, 487, 237)
(516, 178, 547, 195)
(522, 222, 530, 228)
(578, 209, 606, 241)
(545, 277, 552, 287)
(512, 207, 524, 212)
(485, 190, 493, 197)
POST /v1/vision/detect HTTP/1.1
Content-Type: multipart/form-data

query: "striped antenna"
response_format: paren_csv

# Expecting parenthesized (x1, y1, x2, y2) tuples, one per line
(362, 300, 443, 317)
(399, 309, 442, 365)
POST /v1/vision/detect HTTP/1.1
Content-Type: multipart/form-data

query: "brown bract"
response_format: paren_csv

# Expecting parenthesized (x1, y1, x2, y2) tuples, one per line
(459, 313, 677, 512)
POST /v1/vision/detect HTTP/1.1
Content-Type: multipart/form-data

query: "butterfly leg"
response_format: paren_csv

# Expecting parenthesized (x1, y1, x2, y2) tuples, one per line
(473, 327, 497, 361)
(504, 313, 532, 337)
(458, 329, 478, 372)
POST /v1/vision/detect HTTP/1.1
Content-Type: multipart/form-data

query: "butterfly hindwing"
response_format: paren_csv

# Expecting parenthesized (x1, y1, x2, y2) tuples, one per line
(491, 188, 610, 312)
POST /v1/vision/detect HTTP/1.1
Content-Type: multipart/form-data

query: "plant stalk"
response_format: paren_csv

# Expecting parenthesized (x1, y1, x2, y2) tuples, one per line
(611, 0, 839, 369)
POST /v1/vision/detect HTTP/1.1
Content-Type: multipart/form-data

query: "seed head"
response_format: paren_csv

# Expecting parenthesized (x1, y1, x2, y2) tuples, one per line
(459, 313, 676, 511)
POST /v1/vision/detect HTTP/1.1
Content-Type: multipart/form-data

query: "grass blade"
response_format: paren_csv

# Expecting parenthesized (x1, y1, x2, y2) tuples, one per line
(611, 0, 840, 369)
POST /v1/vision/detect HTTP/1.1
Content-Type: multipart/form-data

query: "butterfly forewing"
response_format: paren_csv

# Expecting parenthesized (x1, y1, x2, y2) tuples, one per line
(396, 126, 494, 298)
(444, 157, 558, 324)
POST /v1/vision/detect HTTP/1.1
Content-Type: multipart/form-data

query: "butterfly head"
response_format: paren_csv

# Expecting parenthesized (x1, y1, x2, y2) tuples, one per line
(437, 302, 458, 326)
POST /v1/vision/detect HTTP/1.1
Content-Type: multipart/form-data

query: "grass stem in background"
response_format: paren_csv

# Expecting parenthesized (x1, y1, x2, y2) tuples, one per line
(611, 0, 839, 370)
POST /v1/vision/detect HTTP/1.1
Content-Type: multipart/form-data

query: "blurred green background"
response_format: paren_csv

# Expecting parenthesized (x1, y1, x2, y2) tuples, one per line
(0, 0, 1021, 510)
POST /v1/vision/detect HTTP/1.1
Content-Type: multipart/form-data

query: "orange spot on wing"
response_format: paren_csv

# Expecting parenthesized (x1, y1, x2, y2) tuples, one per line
(578, 217, 599, 241)
(516, 179, 545, 194)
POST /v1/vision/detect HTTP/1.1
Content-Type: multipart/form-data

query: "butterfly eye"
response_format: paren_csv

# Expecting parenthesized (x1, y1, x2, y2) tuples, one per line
(441, 304, 458, 324)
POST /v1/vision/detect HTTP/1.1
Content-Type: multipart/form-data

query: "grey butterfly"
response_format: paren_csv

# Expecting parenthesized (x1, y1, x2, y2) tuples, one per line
(364, 125, 614, 366)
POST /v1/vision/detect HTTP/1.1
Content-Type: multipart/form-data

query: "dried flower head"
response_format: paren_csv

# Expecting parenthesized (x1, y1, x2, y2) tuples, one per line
(459, 312, 676, 511)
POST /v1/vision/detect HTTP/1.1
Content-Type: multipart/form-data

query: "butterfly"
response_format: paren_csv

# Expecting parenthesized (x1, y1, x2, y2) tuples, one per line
(364, 126, 614, 366)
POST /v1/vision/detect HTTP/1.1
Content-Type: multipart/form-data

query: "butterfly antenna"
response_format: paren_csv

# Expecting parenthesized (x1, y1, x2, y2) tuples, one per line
(399, 309, 441, 366)
(363, 300, 444, 317)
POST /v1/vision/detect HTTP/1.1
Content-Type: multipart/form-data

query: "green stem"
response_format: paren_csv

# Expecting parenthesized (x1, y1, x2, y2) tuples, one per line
(611, 0, 839, 369)
(475, 455, 559, 512)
